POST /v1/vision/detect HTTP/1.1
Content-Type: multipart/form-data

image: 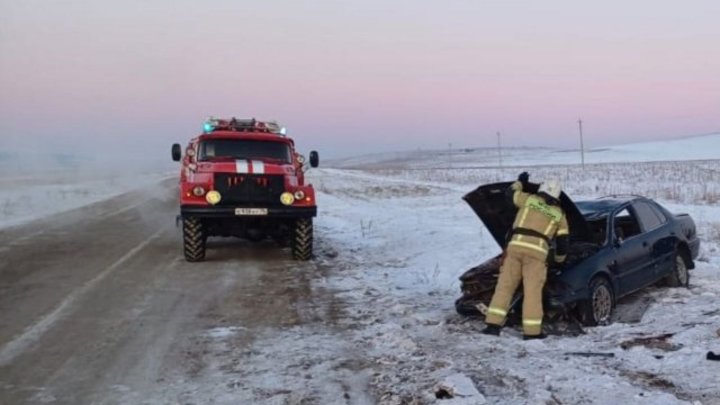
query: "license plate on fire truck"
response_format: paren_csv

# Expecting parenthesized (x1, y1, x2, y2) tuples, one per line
(234, 208, 268, 216)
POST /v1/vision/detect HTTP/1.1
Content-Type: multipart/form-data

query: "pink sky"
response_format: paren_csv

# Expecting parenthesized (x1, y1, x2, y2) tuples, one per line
(1, 0, 718, 158)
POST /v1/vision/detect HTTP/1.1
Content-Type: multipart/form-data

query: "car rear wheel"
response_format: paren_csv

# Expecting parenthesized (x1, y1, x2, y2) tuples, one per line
(664, 253, 690, 288)
(183, 217, 206, 262)
(578, 277, 614, 326)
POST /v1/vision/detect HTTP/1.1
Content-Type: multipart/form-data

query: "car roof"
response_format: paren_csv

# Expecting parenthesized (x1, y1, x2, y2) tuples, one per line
(576, 196, 651, 217)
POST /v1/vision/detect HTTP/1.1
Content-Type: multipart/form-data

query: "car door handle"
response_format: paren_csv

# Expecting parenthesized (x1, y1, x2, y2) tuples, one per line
(642, 242, 648, 247)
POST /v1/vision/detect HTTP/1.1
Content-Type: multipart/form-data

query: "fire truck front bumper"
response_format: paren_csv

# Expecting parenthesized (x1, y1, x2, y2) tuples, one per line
(180, 205, 317, 219)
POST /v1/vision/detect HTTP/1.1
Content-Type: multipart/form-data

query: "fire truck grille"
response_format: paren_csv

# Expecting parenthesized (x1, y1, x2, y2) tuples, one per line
(214, 174, 285, 205)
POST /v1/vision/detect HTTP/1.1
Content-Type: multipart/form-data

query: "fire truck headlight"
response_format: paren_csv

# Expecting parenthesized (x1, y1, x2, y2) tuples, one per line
(206, 190, 222, 205)
(280, 192, 295, 206)
(192, 186, 206, 197)
(293, 190, 305, 200)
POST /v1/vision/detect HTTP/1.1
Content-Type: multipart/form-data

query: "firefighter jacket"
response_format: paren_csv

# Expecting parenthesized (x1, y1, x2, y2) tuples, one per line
(507, 181, 569, 262)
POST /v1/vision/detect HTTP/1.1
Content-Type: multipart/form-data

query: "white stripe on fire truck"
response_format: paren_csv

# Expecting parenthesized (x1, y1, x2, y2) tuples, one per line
(235, 160, 249, 174)
(251, 160, 265, 174)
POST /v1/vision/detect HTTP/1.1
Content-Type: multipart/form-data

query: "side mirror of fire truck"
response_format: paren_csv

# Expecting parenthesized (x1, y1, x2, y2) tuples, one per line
(171, 143, 182, 162)
(309, 151, 319, 168)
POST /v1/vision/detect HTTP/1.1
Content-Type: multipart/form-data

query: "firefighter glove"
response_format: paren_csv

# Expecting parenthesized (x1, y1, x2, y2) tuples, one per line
(518, 172, 530, 184)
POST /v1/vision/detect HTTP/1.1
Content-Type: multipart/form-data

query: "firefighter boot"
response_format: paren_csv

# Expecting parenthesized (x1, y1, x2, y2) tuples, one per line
(481, 324, 501, 336)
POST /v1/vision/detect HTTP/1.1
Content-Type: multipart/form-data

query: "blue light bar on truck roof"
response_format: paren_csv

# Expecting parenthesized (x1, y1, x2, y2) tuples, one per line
(202, 117, 286, 135)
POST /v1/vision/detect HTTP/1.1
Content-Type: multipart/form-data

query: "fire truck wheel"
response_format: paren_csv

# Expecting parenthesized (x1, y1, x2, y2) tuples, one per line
(183, 217, 206, 262)
(292, 218, 313, 260)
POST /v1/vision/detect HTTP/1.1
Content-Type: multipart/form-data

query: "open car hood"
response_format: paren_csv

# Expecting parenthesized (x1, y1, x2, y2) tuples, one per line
(463, 182, 589, 248)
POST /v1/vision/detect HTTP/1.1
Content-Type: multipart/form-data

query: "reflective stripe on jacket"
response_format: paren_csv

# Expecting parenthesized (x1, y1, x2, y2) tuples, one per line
(508, 186, 569, 257)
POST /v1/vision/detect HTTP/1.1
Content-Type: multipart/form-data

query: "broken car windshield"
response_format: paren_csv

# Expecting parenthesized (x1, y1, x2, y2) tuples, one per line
(198, 139, 292, 163)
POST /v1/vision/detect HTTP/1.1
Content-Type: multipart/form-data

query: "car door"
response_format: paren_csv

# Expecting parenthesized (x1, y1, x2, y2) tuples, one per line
(609, 206, 653, 296)
(631, 201, 674, 281)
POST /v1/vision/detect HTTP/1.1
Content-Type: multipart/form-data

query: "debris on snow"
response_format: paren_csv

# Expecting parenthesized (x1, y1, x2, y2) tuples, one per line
(564, 352, 616, 358)
(434, 373, 486, 404)
(620, 333, 683, 352)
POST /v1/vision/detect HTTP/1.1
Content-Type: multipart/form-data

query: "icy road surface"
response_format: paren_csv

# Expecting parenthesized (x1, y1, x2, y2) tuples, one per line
(1, 163, 720, 404)
(0, 179, 371, 404)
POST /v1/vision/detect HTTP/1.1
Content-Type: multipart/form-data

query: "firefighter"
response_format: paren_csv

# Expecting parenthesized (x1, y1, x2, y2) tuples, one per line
(481, 172, 569, 340)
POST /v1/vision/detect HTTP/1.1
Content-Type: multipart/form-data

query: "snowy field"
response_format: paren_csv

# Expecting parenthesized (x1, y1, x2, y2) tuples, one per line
(329, 133, 720, 170)
(2, 135, 720, 404)
(303, 160, 720, 404)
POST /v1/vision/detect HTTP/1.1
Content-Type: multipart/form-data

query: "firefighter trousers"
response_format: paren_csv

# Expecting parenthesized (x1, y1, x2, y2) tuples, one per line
(485, 246, 548, 336)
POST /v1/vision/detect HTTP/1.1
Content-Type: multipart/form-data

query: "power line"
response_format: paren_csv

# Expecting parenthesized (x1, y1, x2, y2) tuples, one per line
(497, 131, 503, 169)
(578, 118, 585, 169)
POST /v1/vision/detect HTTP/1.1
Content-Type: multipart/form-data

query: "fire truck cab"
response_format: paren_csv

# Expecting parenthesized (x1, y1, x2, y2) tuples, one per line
(172, 117, 319, 261)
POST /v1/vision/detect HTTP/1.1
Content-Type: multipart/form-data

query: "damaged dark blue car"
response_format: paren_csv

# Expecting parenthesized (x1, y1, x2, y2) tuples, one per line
(456, 182, 701, 326)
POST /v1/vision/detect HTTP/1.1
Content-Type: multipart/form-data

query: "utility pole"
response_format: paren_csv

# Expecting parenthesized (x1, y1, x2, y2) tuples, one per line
(578, 118, 585, 169)
(497, 131, 502, 169)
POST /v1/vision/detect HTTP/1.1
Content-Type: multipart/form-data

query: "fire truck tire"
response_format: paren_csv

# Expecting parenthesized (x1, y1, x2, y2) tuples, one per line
(183, 217, 206, 262)
(292, 218, 313, 260)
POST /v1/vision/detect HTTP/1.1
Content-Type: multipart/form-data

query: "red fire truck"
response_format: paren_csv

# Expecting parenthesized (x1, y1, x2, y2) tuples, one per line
(172, 117, 319, 261)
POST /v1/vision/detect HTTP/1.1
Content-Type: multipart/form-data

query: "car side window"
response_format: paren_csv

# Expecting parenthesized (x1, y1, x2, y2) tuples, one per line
(632, 201, 664, 232)
(614, 207, 641, 241)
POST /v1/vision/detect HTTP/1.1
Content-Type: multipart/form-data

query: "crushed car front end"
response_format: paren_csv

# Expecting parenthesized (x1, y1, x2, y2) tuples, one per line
(456, 181, 601, 319)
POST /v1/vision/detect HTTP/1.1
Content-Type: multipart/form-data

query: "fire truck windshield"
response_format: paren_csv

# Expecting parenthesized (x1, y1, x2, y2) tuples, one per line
(197, 139, 292, 163)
